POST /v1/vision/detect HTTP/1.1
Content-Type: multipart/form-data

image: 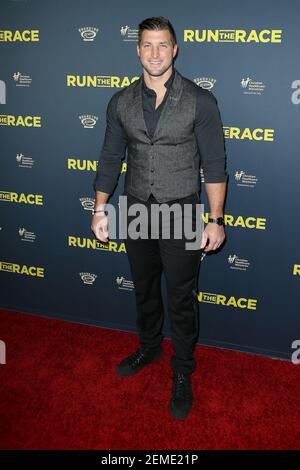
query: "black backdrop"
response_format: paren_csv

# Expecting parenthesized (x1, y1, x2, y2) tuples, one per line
(1, 0, 300, 361)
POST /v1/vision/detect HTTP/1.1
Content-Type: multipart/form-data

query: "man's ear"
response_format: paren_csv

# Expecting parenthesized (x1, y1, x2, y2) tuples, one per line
(137, 44, 140, 57)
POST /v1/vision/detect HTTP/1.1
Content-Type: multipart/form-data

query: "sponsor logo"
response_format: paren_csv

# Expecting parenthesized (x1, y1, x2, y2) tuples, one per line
(120, 25, 138, 41)
(13, 71, 32, 87)
(241, 77, 266, 95)
(79, 115, 98, 128)
(79, 272, 97, 285)
(16, 153, 34, 168)
(228, 254, 250, 271)
(235, 170, 258, 188)
(116, 276, 135, 291)
(194, 77, 216, 90)
(19, 227, 37, 243)
(78, 27, 99, 41)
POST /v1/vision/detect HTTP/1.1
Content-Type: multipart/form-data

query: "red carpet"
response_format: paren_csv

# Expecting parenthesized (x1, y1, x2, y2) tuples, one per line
(0, 308, 299, 450)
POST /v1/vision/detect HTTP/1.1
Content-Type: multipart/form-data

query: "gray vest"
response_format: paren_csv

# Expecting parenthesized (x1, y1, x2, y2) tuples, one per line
(117, 68, 200, 203)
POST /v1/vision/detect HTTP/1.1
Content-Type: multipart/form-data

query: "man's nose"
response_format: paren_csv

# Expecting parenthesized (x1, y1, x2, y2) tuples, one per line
(151, 48, 160, 58)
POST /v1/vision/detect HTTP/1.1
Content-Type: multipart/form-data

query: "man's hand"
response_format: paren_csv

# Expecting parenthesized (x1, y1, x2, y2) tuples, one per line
(200, 223, 225, 252)
(91, 213, 109, 243)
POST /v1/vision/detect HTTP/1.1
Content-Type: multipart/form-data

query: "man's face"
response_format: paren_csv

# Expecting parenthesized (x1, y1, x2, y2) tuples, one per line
(137, 29, 177, 78)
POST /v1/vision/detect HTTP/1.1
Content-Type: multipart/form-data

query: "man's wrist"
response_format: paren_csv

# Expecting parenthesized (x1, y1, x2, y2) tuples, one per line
(94, 201, 106, 209)
(92, 209, 107, 216)
(92, 203, 107, 216)
(207, 216, 224, 226)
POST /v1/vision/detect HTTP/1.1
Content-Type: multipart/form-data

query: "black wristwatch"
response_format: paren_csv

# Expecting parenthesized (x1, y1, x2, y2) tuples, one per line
(208, 216, 224, 226)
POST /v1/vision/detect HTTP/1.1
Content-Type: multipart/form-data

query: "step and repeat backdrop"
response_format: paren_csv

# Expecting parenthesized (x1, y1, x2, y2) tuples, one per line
(1, 0, 299, 361)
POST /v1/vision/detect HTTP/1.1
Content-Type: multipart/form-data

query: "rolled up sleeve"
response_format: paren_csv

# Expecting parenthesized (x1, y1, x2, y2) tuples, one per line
(93, 92, 127, 194)
(195, 89, 228, 183)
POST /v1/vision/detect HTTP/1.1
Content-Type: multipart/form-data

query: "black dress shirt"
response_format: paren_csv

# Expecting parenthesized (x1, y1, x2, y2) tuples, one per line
(93, 67, 227, 194)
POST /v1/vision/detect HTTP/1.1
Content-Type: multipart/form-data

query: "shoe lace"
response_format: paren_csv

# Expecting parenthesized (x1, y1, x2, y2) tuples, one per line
(129, 349, 147, 366)
(173, 373, 191, 399)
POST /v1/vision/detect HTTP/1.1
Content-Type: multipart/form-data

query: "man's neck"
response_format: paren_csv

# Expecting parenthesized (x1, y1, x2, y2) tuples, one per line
(143, 65, 174, 92)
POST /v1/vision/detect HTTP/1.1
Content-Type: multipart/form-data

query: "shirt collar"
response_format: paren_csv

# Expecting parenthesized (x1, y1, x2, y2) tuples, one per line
(142, 67, 175, 94)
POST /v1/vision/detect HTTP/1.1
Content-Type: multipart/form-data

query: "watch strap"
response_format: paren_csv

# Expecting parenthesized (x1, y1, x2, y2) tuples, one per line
(208, 216, 224, 226)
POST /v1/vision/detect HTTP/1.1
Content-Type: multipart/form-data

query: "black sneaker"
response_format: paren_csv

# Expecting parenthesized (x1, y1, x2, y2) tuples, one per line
(169, 372, 193, 420)
(116, 347, 163, 377)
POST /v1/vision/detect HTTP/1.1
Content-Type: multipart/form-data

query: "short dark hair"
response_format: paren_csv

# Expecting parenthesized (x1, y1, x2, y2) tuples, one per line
(138, 16, 177, 46)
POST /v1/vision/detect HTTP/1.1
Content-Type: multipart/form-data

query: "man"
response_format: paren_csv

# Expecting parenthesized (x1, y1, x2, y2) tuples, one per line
(91, 17, 227, 420)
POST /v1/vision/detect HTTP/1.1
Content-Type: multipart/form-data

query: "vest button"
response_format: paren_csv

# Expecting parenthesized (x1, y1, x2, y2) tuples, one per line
(151, 169, 154, 172)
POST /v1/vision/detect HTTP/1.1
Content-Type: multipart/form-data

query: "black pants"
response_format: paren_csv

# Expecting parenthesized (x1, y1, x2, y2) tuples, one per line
(121, 190, 203, 375)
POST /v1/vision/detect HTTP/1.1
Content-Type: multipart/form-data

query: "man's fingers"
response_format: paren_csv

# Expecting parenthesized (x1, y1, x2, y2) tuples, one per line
(97, 221, 108, 241)
(204, 242, 217, 252)
(91, 216, 109, 243)
(200, 232, 208, 249)
(204, 237, 224, 252)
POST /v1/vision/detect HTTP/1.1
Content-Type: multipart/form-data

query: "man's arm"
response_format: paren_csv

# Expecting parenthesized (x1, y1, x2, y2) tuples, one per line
(93, 91, 127, 203)
(194, 89, 228, 250)
(204, 182, 226, 217)
(92, 92, 127, 241)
